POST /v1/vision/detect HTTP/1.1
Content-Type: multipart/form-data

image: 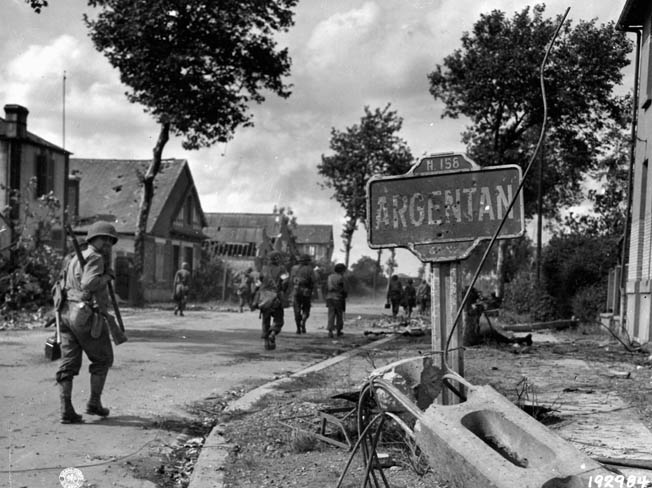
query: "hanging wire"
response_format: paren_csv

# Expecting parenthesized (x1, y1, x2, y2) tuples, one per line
(443, 7, 571, 373)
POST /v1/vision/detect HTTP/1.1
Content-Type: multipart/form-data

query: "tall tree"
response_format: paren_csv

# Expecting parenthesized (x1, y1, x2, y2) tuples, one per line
(84, 0, 297, 304)
(563, 96, 632, 238)
(427, 4, 631, 296)
(318, 104, 413, 266)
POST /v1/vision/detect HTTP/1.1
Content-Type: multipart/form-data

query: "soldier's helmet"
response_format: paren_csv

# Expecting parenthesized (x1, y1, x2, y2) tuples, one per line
(86, 221, 118, 244)
(299, 254, 312, 264)
(334, 263, 347, 273)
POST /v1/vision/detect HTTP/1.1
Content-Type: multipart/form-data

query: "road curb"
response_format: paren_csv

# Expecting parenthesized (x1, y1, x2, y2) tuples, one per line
(188, 333, 401, 488)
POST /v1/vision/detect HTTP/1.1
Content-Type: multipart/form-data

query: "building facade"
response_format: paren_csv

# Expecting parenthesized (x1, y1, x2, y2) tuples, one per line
(619, 0, 652, 344)
(0, 104, 69, 254)
(70, 158, 206, 302)
(294, 224, 334, 262)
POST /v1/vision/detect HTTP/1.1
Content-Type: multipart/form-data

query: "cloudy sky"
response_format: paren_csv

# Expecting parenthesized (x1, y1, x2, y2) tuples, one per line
(1, 0, 633, 275)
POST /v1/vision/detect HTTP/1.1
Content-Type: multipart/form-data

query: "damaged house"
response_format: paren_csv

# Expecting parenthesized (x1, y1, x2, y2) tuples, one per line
(203, 212, 297, 273)
(203, 212, 333, 273)
(69, 158, 206, 302)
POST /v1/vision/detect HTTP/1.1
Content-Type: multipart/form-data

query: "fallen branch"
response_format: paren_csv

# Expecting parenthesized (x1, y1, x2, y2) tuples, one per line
(594, 456, 652, 471)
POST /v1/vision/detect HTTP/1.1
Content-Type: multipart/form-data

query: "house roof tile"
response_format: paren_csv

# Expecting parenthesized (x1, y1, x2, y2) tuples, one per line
(70, 158, 188, 234)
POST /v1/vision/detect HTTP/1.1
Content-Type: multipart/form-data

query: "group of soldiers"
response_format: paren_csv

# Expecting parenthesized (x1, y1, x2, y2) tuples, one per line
(51, 221, 348, 423)
(234, 252, 348, 349)
(386, 275, 431, 320)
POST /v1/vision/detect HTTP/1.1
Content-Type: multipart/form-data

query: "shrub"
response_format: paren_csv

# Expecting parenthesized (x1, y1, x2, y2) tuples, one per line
(502, 272, 557, 322)
(0, 183, 63, 314)
(571, 284, 606, 324)
(541, 233, 619, 318)
(188, 259, 227, 301)
(0, 244, 63, 312)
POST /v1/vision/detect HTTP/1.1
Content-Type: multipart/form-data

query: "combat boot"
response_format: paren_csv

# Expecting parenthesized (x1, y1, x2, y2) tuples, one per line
(86, 373, 110, 417)
(59, 379, 83, 424)
(267, 330, 276, 350)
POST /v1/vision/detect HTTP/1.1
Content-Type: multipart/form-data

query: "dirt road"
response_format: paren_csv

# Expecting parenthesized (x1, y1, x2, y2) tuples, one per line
(0, 299, 387, 488)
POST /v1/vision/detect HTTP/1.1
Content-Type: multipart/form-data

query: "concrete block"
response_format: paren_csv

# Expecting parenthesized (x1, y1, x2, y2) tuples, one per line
(414, 375, 613, 488)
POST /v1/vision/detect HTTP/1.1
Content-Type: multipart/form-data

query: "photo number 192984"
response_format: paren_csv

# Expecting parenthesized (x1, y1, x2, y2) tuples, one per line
(587, 474, 651, 488)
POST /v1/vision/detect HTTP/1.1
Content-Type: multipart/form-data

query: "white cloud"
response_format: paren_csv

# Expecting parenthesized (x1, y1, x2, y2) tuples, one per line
(0, 0, 631, 276)
(306, 2, 380, 70)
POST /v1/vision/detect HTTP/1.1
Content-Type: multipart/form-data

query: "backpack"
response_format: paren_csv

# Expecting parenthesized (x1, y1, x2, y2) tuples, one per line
(51, 253, 74, 311)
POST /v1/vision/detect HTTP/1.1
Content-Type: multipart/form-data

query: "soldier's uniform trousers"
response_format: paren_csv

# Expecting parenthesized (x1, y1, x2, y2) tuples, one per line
(261, 302, 284, 338)
(293, 295, 311, 328)
(55, 302, 113, 383)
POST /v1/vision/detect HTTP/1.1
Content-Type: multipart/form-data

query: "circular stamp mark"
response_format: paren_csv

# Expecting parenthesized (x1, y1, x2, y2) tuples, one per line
(59, 467, 85, 488)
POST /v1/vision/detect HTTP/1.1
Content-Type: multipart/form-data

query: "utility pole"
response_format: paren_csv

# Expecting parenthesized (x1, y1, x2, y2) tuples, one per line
(536, 133, 544, 283)
(62, 71, 66, 149)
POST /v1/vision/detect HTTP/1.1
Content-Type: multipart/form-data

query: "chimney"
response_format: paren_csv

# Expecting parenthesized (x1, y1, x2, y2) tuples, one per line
(4, 104, 29, 139)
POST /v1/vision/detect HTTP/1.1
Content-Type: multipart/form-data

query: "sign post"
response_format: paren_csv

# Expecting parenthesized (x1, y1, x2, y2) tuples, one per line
(431, 261, 462, 404)
(367, 153, 524, 404)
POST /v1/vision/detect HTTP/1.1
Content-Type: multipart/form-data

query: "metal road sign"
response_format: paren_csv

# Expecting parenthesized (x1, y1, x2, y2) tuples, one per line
(366, 164, 525, 262)
(411, 152, 478, 174)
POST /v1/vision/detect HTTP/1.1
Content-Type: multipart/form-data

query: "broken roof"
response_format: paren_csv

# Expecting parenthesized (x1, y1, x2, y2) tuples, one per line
(204, 226, 266, 243)
(70, 158, 201, 234)
(294, 224, 333, 245)
(205, 212, 281, 236)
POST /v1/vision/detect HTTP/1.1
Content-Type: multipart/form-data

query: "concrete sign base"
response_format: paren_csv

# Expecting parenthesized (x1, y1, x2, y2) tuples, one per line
(414, 375, 612, 488)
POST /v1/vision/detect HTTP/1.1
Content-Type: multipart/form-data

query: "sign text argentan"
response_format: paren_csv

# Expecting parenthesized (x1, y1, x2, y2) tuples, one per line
(367, 166, 524, 249)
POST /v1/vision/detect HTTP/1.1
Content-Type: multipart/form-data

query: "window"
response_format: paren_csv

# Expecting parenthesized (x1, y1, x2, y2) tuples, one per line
(184, 247, 193, 272)
(184, 195, 193, 225)
(155, 243, 165, 282)
(172, 245, 180, 279)
(67, 178, 79, 220)
(35, 153, 55, 196)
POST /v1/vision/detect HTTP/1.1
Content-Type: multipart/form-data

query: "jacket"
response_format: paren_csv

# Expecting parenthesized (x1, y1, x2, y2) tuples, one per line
(64, 245, 111, 314)
(326, 272, 347, 301)
(290, 263, 314, 297)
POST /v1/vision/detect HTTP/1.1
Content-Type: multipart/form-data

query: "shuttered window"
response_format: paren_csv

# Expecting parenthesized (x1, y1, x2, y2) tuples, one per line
(35, 153, 54, 196)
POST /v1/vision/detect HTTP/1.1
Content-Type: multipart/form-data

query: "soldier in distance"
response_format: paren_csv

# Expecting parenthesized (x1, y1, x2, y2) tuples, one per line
(289, 254, 315, 334)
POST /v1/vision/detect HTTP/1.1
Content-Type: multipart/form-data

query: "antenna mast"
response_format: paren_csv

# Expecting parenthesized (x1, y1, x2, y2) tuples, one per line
(62, 71, 66, 149)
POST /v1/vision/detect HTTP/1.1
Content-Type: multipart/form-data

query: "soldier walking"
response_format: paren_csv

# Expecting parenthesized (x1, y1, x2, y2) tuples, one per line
(55, 222, 119, 424)
(386, 275, 403, 319)
(416, 279, 431, 316)
(257, 251, 289, 349)
(236, 267, 254, 313)
(173, 262, 192, 316)
(403, 278, 417, 319)
(326, 263, 348, 338)
(290, 254, 314, 334)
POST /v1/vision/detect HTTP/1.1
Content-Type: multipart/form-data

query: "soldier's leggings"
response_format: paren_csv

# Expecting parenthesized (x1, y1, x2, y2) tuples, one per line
(261, 305, 284, 337)
(293, 296, 311, 326)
